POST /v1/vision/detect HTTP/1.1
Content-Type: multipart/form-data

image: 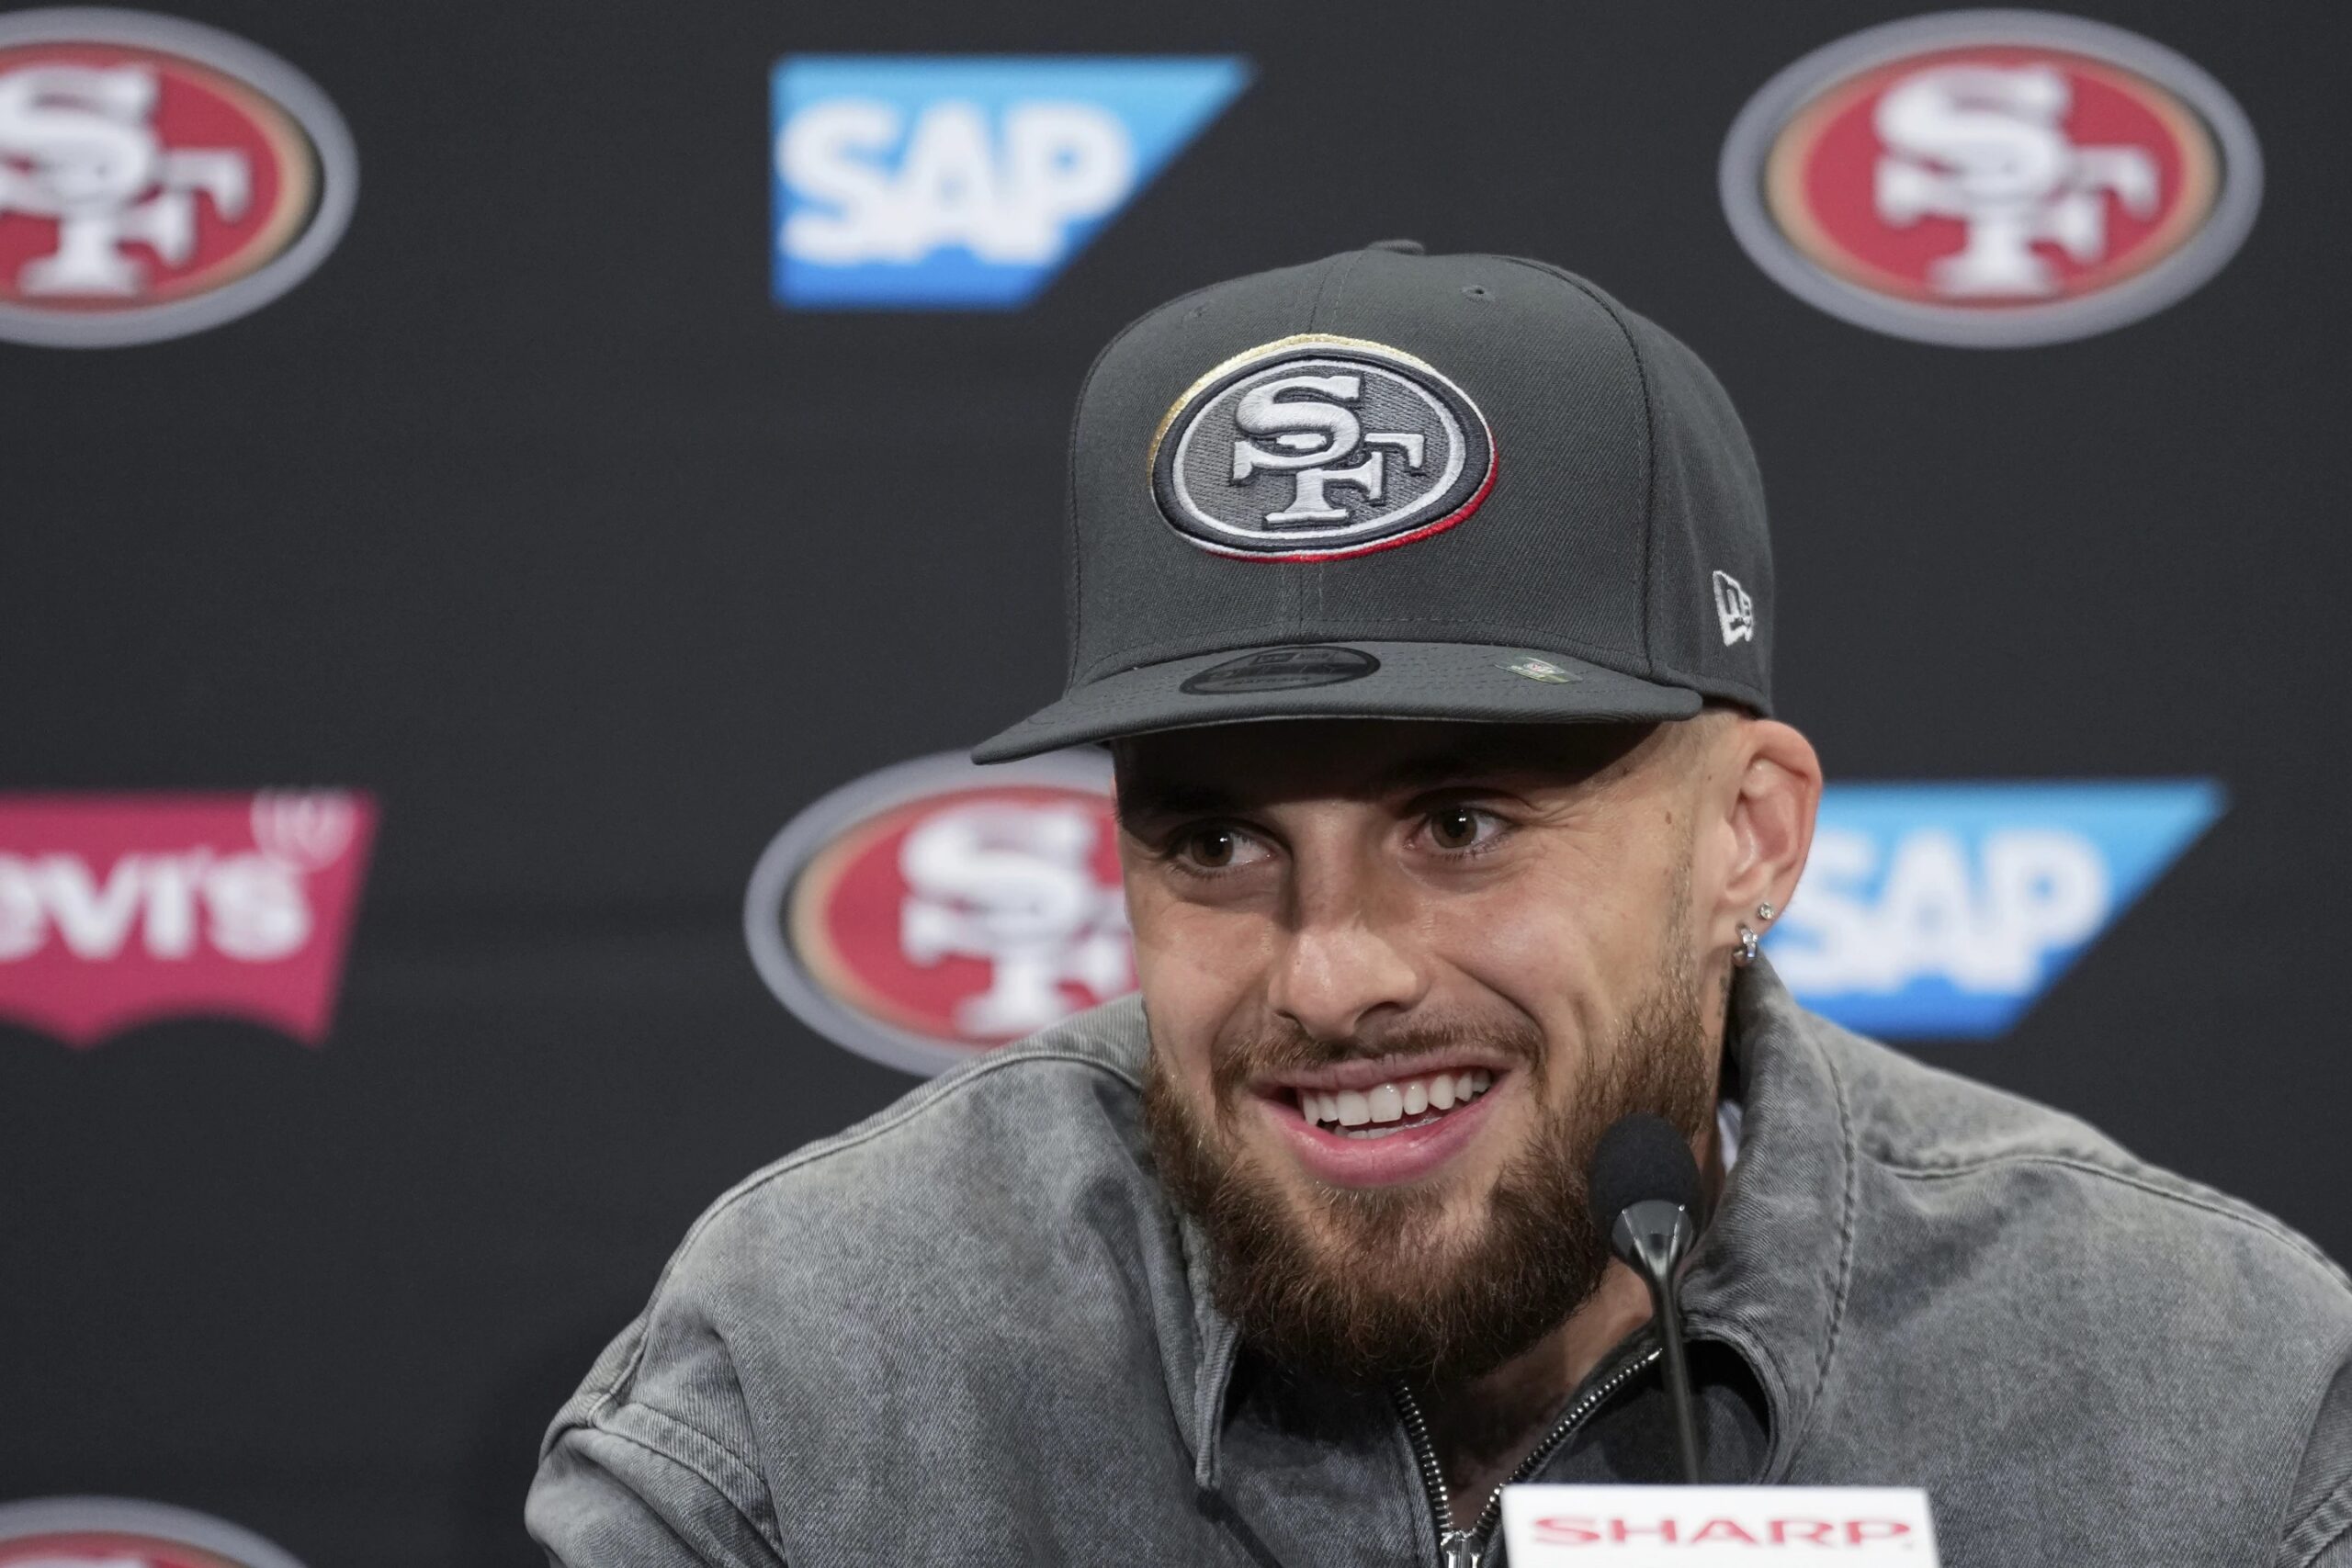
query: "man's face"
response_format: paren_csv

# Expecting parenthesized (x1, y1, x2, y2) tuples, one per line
(1117, 717, 1727, 1385)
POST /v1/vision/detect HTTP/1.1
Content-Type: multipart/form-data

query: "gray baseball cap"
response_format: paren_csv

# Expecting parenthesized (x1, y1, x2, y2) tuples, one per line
(972, 243, 1772, 763)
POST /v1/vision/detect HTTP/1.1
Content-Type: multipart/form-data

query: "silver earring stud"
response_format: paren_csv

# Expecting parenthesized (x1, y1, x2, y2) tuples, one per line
(1734, 924, 1759, 967)
(1757, 900, 1775, 924)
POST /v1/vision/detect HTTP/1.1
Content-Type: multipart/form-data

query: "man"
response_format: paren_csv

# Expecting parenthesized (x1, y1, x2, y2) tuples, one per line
(527, 244, 2352, 1566)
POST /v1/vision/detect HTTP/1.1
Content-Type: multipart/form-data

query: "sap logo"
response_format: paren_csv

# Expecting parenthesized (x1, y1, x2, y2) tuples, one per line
(772, 55, 1249, 309)
(1770, 782, 2223, 1038)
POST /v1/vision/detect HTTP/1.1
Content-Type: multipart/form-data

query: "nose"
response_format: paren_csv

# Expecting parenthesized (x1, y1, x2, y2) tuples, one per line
(1265, 885, 1427, 1044)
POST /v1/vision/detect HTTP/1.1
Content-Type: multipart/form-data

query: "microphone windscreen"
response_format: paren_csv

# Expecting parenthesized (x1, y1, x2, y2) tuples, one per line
(1588, 1113, 1704, 1231)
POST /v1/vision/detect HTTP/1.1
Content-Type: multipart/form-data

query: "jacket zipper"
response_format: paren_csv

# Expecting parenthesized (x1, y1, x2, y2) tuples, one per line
(1392, 1344, 1664, 1568)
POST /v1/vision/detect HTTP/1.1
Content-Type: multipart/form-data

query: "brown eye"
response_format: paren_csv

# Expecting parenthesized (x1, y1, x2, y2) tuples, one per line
(1167, 823, 1272, 876)
(1428, 806, 1481, 851)
(1186, 828, 1238, 868)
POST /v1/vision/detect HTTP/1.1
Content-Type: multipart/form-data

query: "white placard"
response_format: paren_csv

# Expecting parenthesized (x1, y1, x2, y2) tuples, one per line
(1500, 1484, 1939, 1564)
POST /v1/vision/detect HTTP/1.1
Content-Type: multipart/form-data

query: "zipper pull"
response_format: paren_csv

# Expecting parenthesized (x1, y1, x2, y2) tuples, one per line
(1439, 1529, 1483, 1568)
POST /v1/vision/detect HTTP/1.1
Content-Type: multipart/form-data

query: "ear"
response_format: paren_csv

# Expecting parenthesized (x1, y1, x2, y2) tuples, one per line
(1707, 718, 1822, 955)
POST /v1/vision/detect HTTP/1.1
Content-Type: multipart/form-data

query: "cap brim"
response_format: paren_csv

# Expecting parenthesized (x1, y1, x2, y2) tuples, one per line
(972, 641, 1702, 762)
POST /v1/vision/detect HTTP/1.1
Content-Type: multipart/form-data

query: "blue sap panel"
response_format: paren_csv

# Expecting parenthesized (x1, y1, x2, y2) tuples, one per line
(773, 56, 1250, 310)
(1767, 781, 2224, 1039)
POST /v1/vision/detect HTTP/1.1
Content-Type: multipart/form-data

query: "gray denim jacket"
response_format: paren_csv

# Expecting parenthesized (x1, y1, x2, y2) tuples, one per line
(528, 964, 2352, 1566)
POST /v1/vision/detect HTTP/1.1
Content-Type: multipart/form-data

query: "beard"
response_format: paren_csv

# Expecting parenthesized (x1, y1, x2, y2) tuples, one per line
(1142, 929, 1717, 1388)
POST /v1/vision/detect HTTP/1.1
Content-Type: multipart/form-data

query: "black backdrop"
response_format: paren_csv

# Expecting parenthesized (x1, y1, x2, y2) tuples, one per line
(5, 3, 2348, 1564)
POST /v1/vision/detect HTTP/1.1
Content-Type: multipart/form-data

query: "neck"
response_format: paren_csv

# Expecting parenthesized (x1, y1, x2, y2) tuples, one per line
(1413, 1106, 1728, 1527)
(1414, 1262, 1655, 1527)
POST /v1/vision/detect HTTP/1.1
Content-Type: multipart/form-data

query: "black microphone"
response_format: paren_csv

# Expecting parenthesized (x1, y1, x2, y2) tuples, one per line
(1589, 1113, 1706, 1484)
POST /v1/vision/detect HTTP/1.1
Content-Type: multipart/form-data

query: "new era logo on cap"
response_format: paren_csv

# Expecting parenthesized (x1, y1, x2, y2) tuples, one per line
(1713, 570, 1755, 645)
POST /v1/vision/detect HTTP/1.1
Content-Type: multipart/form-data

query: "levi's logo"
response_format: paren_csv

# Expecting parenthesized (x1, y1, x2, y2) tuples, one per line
(0, 792, 377, 1046)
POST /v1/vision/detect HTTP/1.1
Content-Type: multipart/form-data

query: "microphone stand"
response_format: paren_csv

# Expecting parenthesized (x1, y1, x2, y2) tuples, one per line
(1612, 1200, 1702, 1484)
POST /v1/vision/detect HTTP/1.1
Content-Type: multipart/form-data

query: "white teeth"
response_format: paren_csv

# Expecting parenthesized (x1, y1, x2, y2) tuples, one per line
(1295, 1069, 1500, 1133)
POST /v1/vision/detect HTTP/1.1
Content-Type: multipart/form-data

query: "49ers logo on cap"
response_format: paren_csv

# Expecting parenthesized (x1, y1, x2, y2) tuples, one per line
(0, 8, 357, 347)
(0, 1495, 310, 1568)
(744, 752, 1134, 1077)
(1720, 11, 2261, 346)
(1150, 334, 1495, 560)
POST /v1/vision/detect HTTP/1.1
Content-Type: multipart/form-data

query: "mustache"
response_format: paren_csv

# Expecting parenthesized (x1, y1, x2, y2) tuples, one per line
(1208, 1012, 1547, 1101)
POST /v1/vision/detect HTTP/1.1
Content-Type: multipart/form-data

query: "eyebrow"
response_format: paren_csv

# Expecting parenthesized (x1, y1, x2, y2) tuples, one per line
(1113, 781, 1242, 832)
(1114, 737, 1618, 829)
(1367, 745, 1552, 795)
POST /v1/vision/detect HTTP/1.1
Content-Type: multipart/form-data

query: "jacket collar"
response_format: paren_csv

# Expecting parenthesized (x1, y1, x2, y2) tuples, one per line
(1148, 957, 1856, 1487)
(1678, 957, 1856, 1479)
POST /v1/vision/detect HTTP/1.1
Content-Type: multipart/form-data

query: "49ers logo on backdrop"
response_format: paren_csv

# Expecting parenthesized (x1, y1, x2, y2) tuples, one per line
(0, 791, 377, 1045)
(745, 753, 1130, 1077)
(0, 8, 357, 347)
(1720, 11, 2261, 346)
(0, 1495, 309, 1568)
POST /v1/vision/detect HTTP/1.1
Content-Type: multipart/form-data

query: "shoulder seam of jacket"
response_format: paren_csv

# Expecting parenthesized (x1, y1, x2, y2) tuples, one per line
(574, 1405, 787, 1562)
(583, 1043, 1144, 1423)
(1882, 1150, 2352, 1293)
(2286, 1468, 2352, 1567)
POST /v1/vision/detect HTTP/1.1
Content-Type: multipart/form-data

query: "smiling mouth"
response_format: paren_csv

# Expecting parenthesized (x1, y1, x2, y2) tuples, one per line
(1292, 1069, 1498, 1140)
